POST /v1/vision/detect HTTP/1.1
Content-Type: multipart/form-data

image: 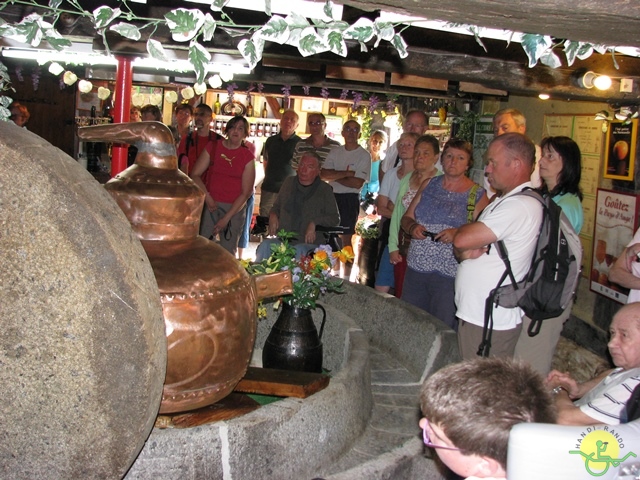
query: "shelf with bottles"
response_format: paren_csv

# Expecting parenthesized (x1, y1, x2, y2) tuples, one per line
(213, 115, 280, 138)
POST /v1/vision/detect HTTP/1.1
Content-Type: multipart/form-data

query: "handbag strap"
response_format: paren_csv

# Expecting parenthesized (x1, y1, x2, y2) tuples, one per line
(466, 184, 480, 223)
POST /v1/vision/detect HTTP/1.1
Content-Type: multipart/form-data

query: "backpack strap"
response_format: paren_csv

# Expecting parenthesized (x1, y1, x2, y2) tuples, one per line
(466, 184, 480, 223)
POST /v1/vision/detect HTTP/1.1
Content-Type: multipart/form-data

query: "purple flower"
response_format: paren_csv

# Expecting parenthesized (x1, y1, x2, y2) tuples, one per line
(368, 94, 379, 114)
(320, 87, 330, 99)
(226, 82, 238, 102)
(339, 89, 349, 100)
(352, 91, 363, 110)
(257, 83, 264, 93)
(247, 82, 256, 94)
(302, 85, 310, 95)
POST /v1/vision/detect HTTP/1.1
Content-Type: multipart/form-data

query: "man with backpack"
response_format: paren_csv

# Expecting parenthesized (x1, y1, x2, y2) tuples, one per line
(453, 133, 543, 359)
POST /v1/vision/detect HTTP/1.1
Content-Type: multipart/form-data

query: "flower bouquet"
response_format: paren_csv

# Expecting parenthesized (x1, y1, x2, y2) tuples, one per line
(244, 230, 354, 312)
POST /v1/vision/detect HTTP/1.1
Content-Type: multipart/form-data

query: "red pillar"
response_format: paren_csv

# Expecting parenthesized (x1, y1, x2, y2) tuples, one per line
(111, 55, 133, 177)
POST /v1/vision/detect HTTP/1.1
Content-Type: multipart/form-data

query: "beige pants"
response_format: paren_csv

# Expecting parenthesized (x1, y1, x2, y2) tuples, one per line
(514, 301, 573, 376)
(457, 320, 522, 360)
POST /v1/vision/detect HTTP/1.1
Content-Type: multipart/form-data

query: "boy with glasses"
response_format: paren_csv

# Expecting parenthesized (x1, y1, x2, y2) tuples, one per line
(420, 357, 556, 479)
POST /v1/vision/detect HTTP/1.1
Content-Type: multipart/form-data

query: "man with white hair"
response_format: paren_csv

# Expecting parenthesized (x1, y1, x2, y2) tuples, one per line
(548, 302, 640, 425)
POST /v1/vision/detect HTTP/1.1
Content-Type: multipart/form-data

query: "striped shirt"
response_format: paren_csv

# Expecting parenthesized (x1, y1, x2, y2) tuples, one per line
(575, 367, 640, 424)
(291, 135, 341, 169)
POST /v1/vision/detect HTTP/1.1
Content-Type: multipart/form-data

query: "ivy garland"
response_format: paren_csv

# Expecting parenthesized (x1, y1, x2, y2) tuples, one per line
(0, 0, 627, 120)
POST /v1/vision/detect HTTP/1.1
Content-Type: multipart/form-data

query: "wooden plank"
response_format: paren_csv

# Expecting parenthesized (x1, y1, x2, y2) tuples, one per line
(155, 393, 261, 429)
(326, 65, 386, 83)
(234, 366, 330, 398)
(390, 73, 448, 91)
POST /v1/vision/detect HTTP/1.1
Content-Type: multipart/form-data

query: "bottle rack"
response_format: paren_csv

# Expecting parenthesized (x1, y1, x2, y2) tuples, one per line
(214, 115, 280, 138)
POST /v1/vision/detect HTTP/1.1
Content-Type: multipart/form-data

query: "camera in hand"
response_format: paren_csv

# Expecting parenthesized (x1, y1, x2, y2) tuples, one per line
(423, 230, 438, 241)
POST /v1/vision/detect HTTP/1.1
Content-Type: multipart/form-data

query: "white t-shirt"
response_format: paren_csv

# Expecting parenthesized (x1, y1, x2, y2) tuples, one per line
(455, 182, 543, 330)
(324, 145, 371, 195)
(576, 367, 640, 424)
(380, 140, 399, 173)
(378, 165, 403, 207)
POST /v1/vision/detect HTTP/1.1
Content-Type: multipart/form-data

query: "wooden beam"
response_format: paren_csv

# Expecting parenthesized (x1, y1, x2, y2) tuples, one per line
(390, 73, 448, 91)
(326, 65, 386, 83)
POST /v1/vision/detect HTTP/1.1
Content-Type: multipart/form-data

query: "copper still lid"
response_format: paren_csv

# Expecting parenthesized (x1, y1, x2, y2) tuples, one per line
(78, 121, 204, 242)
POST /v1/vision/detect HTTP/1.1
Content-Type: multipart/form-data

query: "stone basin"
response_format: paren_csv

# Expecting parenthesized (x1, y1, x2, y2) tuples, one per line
(125, 284, 459, 479)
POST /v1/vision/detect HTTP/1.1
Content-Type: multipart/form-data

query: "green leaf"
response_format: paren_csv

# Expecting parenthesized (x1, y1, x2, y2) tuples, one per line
(563, 40, 579, 66)
(391, 33, 408, 59)
(188, 41, 211, 84)
(93, 6, 121, 29)
(48, 0, 63, 9)
(468, 25, 487, 53)
(521, 33, 552, 67)
(298, 27, 328, 57)
(220, 27, 247, 38)
(165, 8, 205, 42)
(323, 0, 336, 20)
(0, 104, 11, 122)
(201, 13, 216, 42)
(343, 18, 375, 43)
(265, 0, 272, 16)
(109, 22, 141, 41)
(0, 95, 12, 107)
(374, 19, 394, 42)
(325, 30, 347, 57)
(238, 36, 264, 70)
(45, 34, 72, 51)
(564, 40, 593, 66)
(258, 15, 290, 44)
(16, 20, 43, 47)
(147, 39, 168, 61)
(210, 0, 229, 12)
(540, 50, 562, 68)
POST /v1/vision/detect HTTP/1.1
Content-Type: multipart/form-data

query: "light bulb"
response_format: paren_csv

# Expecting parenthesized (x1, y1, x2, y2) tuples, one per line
(538, 93, 550, 100)
(593, 75, 612, 90)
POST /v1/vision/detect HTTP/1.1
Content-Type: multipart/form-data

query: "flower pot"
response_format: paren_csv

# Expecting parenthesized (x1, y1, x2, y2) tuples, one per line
(262, 303, 326, 373)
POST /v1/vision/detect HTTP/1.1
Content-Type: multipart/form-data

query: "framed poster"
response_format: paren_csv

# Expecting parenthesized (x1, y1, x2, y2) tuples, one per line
(590, 188, 639, 303)
(603, 119, 638, 180)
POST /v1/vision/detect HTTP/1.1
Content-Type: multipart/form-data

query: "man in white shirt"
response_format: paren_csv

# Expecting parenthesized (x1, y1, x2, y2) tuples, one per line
(453, 133, 543, 359)
(321, 120, 371, 278)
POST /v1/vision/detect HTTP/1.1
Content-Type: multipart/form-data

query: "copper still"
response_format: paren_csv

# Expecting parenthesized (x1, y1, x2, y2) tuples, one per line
(78, 122, 291, 413)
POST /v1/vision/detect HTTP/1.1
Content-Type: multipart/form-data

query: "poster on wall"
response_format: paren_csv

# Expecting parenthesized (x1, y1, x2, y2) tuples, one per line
(590, 189, 639, 303)
(603, 120, 638, 181)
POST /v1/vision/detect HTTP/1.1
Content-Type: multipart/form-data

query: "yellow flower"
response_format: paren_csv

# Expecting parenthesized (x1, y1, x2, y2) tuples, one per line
(333, 246, 355, 264)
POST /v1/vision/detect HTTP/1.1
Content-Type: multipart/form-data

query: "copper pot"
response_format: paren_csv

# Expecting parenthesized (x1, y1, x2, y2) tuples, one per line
(78, 122, 291, 413)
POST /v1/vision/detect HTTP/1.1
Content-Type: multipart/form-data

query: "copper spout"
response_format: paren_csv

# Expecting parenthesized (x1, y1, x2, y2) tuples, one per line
(78, 121, 177, 170)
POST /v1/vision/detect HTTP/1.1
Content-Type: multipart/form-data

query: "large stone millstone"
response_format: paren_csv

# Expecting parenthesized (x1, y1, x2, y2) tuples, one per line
(0, 123, 167, 479)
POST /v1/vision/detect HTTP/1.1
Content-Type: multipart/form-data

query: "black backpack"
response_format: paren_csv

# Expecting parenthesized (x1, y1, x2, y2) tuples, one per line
(478, 188, 582, 357)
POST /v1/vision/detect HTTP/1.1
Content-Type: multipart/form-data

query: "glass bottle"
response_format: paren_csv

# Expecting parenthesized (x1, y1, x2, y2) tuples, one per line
(261, 101, 268, 119)
(246, 96, 254, 117)
(214, 94, 221, 115)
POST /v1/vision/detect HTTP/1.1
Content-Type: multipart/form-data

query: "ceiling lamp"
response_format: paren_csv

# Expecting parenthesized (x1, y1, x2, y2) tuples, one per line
(579, 71, 612, 90)
(538, 93, 550, 100)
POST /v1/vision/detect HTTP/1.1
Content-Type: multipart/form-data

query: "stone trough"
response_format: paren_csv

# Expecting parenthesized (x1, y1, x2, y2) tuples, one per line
(125, 284, 459, 480)
(0, 124, 459, 479)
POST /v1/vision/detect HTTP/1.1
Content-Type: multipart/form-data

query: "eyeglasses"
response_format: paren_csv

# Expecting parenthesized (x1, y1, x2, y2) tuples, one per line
(422, 419, 460, 451)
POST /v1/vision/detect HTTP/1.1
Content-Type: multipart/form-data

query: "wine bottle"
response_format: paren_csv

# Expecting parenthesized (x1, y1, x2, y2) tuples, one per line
(214, 94, 221, 115)
(261, 101, 268, 119)
(246, 96, 254, 117)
